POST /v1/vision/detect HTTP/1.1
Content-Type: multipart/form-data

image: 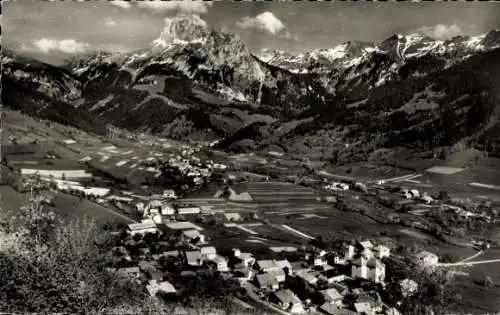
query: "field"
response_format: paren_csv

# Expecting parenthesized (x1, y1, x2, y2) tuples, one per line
(0, 186, 133, 225)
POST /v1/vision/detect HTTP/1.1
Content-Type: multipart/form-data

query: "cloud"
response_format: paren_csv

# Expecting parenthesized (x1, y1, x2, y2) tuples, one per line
(109, 1, 131, 9)
(237, 12, 287, 35)
(105, 17, 118, 27)
(417, 24, 463, 40)
(136, 1, 213, 13)
(33, 38, 90, 54)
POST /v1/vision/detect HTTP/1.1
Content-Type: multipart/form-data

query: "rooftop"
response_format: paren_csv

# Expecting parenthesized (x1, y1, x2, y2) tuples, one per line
(166, 221, 204, 231)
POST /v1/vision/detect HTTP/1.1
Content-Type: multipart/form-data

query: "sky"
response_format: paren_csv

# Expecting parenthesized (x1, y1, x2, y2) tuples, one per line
(3, 0, 500, 65)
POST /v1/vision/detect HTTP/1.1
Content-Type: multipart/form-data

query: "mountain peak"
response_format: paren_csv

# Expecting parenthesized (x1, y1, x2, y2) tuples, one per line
(152, 14, 210, 48)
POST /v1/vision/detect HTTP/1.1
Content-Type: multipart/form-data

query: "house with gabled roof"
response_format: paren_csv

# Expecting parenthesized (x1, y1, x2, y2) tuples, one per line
(185, 250, 203, 266)
(269, 289, 304, 314)
(255, 259, 280, 273)
(320, 288, 344, 305)
(256, 273, 279, 291)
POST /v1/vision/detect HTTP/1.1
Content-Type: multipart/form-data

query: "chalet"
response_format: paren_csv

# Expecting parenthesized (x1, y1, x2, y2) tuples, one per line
(351, 257, 368, 279)
(255, 260, 280, 273)
(163, 189, 177, 199)
(233, 250, 255, 268)
(233, 269, 254, 286)
(372, 245, 390, 259)
(212, 255, 229, 272)
(296, 271, 319, 285)
(269, 268, 287, 283)
(319, 303, 357, 315)
(417, 251, 439, 266)
(269, 289, 304, 314)
(256, 273, 279, 291)
(186, 251, 203, 266)
(313, 255, 328, 266)
(320, 288, 343, 305)
(200, 246, 217, 260)
(356, 294, 382, 314)
(127, 220, 158, 235)
(182, 229, 206, 243)
(354, 301, 373, 315)
(290, 262, 309, 276)
(366, 259, 385, 283)
(161, 203, 175, 215)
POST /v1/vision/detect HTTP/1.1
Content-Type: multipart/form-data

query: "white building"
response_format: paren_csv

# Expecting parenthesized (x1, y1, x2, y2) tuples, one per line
(127, 219, 158, 235)
(163, 189, 177, 199)
(160, 203, 175, 215)
(352, 257, 386, 283)
(213, 255, 229, 272)
(177, 207, 201, 215)
(373, 245, 390, 259)
(186, 251, 203, 266)
(20, 168, 92, 179)
(201, 246, 217, 260)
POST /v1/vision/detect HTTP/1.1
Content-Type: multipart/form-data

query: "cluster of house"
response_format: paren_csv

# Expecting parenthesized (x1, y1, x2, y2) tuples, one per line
(324, 182, 350, 191)
(401, 188, 433, 204)
(112, 211, 440, 315)
(248, 240, 415, 315)
(166, 154, 227, 186)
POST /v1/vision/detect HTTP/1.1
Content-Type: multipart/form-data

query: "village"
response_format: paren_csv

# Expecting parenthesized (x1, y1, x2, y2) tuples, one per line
(2, 112, 500, 314)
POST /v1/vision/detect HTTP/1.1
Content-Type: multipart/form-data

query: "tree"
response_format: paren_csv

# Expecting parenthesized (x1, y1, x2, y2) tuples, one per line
(437, 190, 449, 202)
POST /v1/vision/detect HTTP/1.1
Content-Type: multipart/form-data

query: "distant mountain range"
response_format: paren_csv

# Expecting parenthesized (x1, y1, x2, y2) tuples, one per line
(2, 15, 500, 160)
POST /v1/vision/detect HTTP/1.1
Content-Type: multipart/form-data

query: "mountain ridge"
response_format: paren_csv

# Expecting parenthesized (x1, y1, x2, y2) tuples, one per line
(2, 15, 500, 159)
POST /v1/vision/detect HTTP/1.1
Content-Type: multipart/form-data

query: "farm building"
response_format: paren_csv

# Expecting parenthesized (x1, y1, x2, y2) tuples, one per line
(19, 168, 92, 179)
(177, 207, 201, 215)
(127, 219, 158, 235)
(166, 221, 203, 231)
